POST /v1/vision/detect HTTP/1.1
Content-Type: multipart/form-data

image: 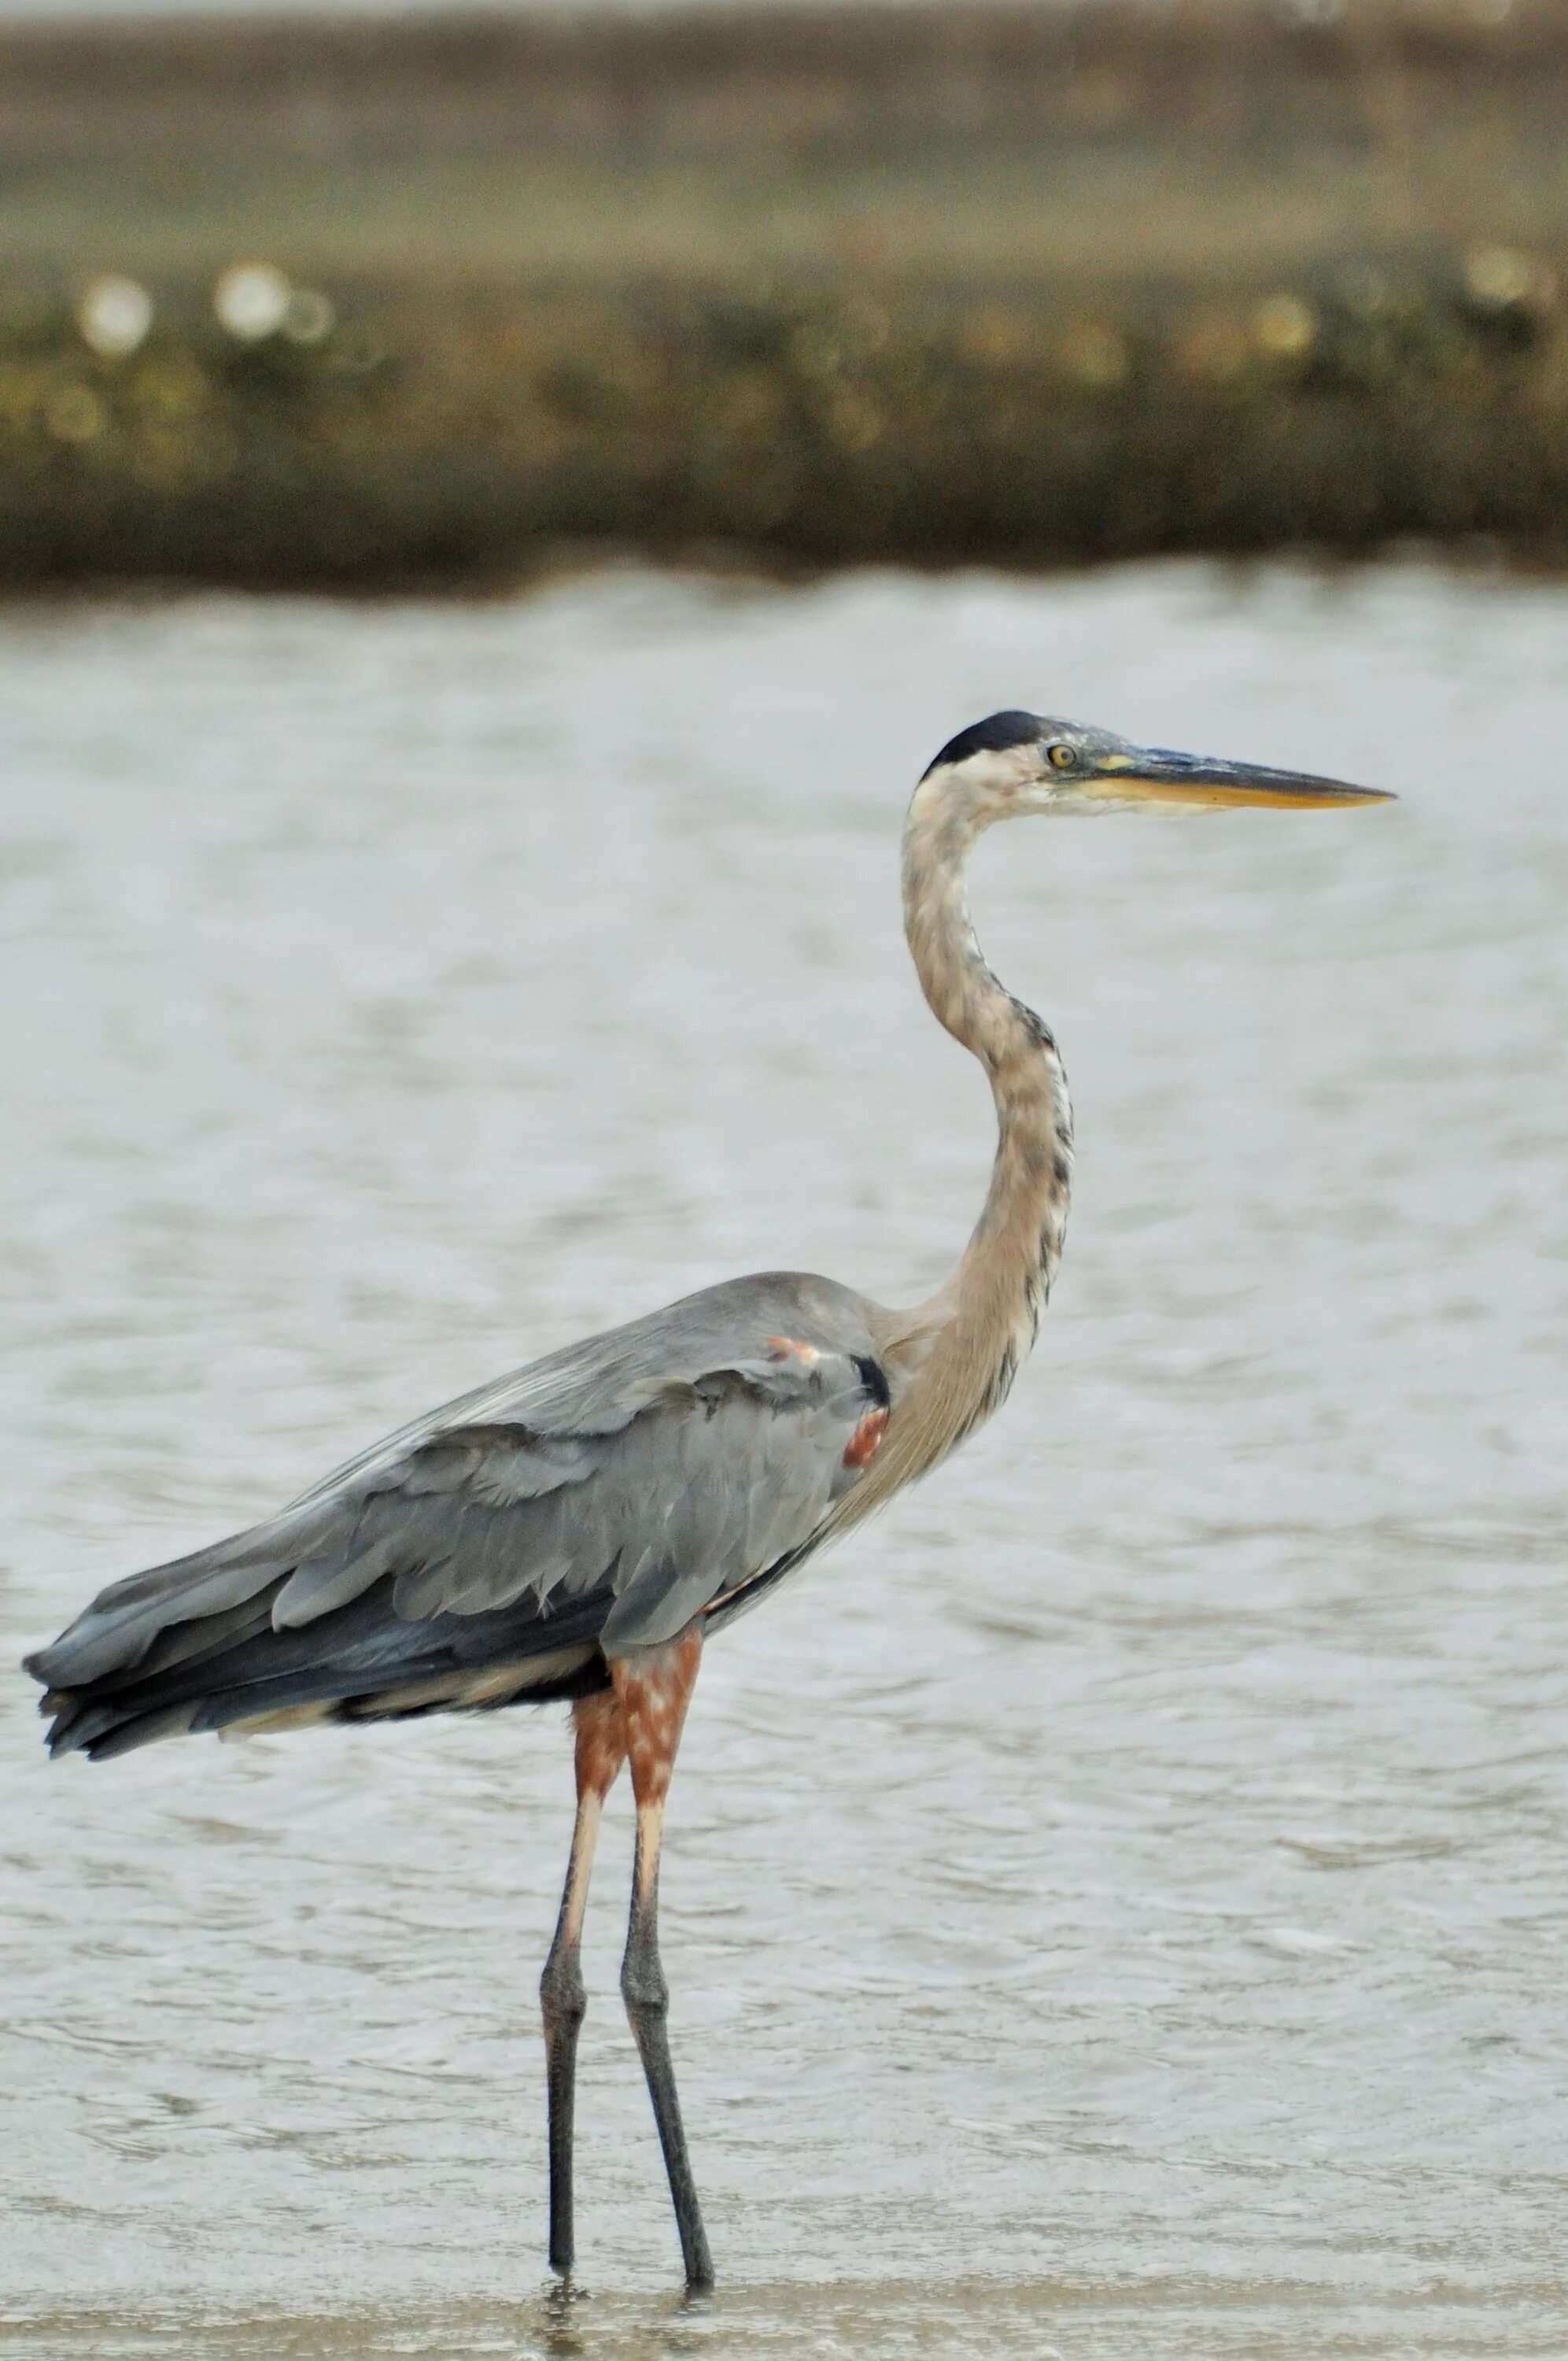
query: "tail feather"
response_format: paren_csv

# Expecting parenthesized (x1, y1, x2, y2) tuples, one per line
(33, 1572, 614, 1761)
(83, 1705, 205, 1761)
(22, 1510, 334, 1693)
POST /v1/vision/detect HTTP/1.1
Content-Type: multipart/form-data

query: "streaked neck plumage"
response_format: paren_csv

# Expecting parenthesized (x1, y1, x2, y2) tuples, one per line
(856, 764, 1075, 1510)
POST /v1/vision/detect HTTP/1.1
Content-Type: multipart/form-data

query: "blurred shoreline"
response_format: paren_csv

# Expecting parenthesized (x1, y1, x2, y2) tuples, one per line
(4, 1, 1568, 582)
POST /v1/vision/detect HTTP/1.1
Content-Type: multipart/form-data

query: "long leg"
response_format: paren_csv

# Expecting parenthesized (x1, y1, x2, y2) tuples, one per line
(540, 1688, 626, 2275)
(611, 1628, 714, 2291)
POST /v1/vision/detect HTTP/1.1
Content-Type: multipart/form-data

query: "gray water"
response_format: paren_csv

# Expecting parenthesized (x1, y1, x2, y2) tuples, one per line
(2, 560, 1565, 2359)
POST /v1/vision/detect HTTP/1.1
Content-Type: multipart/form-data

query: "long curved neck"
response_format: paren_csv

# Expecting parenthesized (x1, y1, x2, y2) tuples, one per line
(858, 775, 1074, 1507)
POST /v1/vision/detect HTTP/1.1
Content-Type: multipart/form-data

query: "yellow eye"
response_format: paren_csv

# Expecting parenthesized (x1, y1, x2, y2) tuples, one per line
(1047, 743, 1077, 770)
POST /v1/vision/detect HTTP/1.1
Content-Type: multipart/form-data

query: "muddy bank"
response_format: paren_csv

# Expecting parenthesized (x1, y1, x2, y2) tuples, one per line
(3, 2, 1568, 578)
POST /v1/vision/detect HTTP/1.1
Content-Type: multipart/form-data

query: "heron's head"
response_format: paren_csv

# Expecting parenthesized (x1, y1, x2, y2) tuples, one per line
(918, 709, 1392, 821)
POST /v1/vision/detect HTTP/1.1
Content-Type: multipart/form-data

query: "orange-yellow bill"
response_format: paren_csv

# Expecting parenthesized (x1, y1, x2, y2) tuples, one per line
(1091, 748, 1393, 810)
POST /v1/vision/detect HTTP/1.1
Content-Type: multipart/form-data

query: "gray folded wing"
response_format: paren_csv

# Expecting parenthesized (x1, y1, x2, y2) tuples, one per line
(25, 1270, 891, 1756)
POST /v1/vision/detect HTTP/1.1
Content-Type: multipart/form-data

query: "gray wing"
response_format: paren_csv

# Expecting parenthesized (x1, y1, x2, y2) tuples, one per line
(26, 1272, 892, 1758)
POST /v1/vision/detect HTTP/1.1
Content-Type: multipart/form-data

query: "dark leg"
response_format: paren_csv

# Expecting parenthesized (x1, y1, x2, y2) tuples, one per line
(611, 1629, 714, 2291)
(540, 1690, 625, 2276)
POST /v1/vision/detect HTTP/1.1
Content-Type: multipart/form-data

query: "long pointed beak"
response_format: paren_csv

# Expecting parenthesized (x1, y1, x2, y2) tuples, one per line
(1093, 748, 1393, 811)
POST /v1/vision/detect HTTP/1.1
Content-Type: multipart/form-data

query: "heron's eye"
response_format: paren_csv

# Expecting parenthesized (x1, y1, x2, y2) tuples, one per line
(1047, 743, 1077, 770)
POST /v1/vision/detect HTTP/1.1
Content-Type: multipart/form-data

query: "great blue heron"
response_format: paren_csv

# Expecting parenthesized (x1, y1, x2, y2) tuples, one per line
(26, 709, 1389, 2287)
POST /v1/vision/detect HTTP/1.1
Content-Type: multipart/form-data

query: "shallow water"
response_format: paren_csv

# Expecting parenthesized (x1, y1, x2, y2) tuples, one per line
(2, 559, 1566, 2357)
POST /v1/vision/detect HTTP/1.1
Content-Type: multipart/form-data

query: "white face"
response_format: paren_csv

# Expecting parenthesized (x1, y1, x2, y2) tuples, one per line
(924, 714, 1389, 819)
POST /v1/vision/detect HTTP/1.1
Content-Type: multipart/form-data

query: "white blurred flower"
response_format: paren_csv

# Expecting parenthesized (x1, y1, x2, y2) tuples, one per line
(213, 263, 292, 343)
(77, 275, 153, 359)
(282, 288, 336, 347)
(1253, 293, 1316, 359)
(1463, 244, 1537, 309)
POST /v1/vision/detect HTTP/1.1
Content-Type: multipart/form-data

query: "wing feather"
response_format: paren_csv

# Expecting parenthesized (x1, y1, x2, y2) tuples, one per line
(26, 1270, 895, 1757)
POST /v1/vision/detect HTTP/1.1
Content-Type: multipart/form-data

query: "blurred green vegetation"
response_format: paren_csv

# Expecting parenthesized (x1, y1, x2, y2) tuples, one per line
(6, 0, 1568, 578)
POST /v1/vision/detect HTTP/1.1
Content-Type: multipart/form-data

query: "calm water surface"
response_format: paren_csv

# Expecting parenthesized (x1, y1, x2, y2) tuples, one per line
(2, 561, 1566, 2358)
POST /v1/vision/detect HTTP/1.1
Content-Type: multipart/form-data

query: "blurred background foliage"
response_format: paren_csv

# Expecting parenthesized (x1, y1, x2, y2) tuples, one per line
(6, 0, 1568, 579)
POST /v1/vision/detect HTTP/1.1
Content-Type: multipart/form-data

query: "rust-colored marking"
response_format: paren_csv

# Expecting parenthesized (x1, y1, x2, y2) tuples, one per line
(766, 1335, 821, 1365)
(610, 1627, 703, 1810)
(843, 1406, 889, 1469)
(572, 1687, 627, 1804)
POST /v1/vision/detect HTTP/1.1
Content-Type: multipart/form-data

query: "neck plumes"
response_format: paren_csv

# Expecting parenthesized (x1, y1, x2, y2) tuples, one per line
(857, 771, 1075, 1513)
